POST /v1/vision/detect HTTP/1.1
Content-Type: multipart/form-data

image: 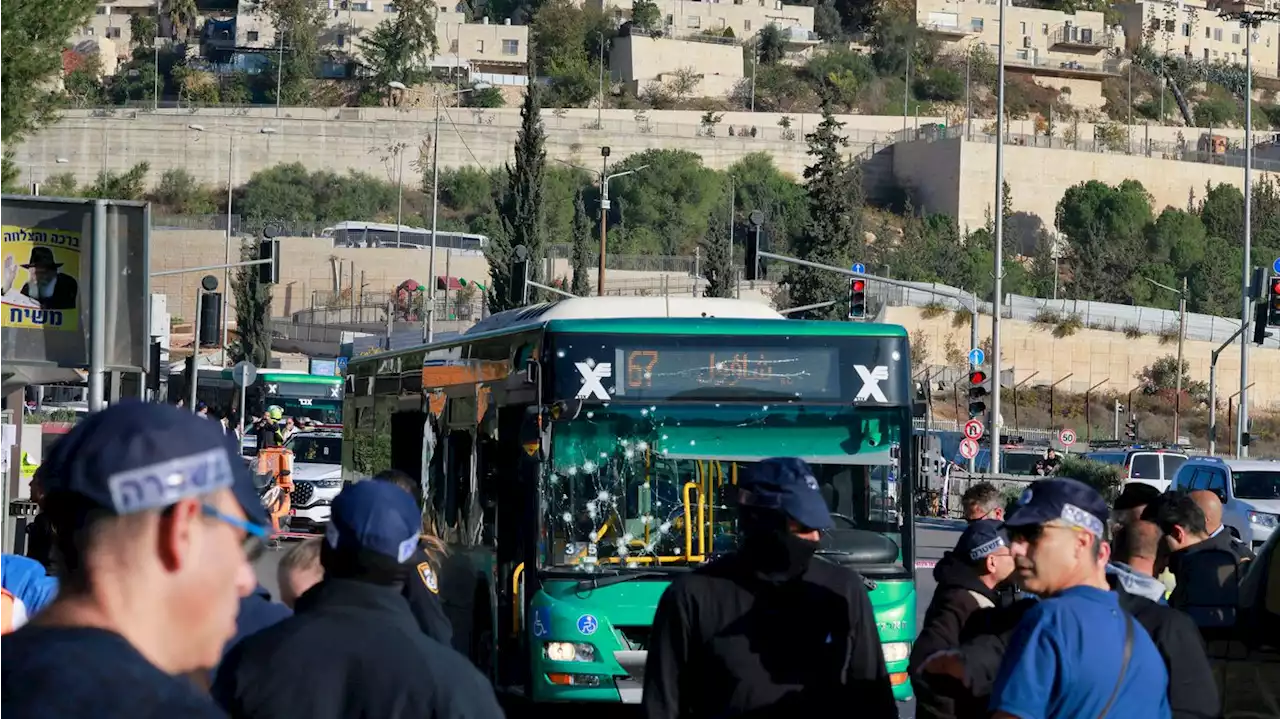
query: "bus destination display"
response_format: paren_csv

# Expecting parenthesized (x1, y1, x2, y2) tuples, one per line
(612, 346, 839, 399)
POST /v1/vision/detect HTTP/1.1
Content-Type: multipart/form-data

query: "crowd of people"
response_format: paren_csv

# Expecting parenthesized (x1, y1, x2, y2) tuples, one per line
(0, 401, 1268, 719)
(909, 478, 1259, 719)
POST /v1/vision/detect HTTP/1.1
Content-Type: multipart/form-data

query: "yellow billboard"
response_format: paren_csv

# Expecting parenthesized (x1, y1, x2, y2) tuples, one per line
(2, 225, 82, 331)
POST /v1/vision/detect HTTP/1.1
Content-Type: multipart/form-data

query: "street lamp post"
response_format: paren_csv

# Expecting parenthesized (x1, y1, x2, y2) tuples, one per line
(188, 124, 277, 365)
(1144, 276, 1188, 442)
(989, 0, 1009, 473)
(425, 83, 490, 343)
(596, 159, 649, 296)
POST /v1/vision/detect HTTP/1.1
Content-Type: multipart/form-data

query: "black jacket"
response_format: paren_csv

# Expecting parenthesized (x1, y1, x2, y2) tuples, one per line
(1204, 527, 1253, 563)
(642, 553, 897, 719)
(954, 582, 1221, 719)
(211, 578, 503, 719)
(1168, 539, 1241, 632)
(403, 548, 454, 647)
(908, 553, 1006, 719)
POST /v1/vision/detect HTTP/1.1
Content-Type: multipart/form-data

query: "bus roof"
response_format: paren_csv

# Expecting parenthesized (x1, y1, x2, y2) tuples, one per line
(347, 298, 907, 370)
(210, 368, 341, 384)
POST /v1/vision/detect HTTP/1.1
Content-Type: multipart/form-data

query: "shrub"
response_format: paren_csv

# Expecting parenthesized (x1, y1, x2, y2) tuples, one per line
(920, 301, 948, 319)
(1052, 314, 1084, 338)
(1123, 325, 1145, 339)
(1057, 455, 1123, 503)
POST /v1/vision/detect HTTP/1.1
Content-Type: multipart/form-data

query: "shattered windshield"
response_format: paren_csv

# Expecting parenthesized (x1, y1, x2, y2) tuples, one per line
(538, 404, 906, 572)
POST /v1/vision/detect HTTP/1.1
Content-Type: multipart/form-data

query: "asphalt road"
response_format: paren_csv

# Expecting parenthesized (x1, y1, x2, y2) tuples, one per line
(251, 519, 969, 718)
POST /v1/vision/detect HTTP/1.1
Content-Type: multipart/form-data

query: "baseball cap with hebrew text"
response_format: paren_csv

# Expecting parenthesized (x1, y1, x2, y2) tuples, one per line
(1005, 477, 1109, 537)
(34, 401, 268, 528)
(955, 519, 1011, 563)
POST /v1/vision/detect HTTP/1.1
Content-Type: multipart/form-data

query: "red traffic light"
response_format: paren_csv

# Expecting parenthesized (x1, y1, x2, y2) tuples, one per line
(1272, 279, 1280, 294)
(970, 371, 987, 384)
(851, 280, 866, 292)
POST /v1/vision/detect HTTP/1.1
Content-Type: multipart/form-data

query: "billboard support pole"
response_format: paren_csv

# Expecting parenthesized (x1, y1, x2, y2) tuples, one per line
(87, 200, 109, 412)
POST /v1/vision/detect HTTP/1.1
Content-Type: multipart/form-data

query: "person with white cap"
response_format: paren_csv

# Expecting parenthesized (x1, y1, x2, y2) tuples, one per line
(1, 402, 268, 717)
(212, 480, 503, 719)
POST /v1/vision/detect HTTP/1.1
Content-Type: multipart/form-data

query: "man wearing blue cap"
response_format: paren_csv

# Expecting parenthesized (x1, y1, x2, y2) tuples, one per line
(643, 457, 897, 719)
(212, 481, 503, 719)
(910, 519, 1017, 719)
(1, 402, 268, 718)
(989, 478, 1171, 719)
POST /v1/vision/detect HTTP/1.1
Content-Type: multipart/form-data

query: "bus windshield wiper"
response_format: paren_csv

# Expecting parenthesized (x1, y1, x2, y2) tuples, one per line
(575, 570, 668, 592)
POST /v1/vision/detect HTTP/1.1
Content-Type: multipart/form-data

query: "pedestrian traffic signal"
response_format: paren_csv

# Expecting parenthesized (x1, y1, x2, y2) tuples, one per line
(848, 279, 867, 319)
(1268, 275, 1280, 327)
(744, 230, 761, 281)
(1254, 301, 1270, 345)
(510, 244, 530, 306)
(257, 239, 281, 284)
(968, 370, 988, 418)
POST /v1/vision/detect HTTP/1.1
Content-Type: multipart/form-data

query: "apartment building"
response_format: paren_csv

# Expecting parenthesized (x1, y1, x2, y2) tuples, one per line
(234, 1, 528, 82)
(916, 0, 1125, 109)
(70, 0, 159, 73)
(590, 0, 815, 41)
(610, 33, 744, 96)
(1114, 0, 1279, 77)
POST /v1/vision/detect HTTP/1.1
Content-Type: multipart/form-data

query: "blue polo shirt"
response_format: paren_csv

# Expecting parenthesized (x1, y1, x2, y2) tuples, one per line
(991, 585, 1171, 719)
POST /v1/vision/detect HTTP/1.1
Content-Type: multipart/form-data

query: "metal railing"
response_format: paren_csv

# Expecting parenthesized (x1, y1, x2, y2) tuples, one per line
(1047, 25, 1116, 49)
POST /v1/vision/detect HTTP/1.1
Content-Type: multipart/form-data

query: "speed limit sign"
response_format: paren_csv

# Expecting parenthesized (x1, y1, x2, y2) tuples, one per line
(1059, 428, 1077, 447)
(964, 419, 985, 440)
(959, 438, 980, 460)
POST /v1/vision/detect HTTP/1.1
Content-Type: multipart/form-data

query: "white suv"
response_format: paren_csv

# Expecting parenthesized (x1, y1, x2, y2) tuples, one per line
(1170, 457, 1280, 551)
(284, 431, 345, 534)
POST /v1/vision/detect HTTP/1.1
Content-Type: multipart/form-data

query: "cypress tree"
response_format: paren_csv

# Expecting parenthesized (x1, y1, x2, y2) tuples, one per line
(787, 96, 863, 320)
(570, 188, 593, 296)
(230, 238, 272, 367)
(702, 208, 734, 298)
(489, 72, 546, 310)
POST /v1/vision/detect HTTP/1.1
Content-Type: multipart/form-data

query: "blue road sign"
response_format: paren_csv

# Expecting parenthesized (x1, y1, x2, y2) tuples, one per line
(968, 348, 985, 366)
(532, 606, 551, 637)
(851, 263, 866, 274)
(1273, 257, 1280, 274)
(576, 614, 599, 636)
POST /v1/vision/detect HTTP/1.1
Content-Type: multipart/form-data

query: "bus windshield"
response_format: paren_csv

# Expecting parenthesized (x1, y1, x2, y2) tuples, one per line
(538, 404, 906, 574)
(279, 398, 342, 425)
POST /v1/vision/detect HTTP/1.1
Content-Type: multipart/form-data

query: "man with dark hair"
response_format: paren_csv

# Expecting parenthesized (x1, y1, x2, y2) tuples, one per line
(1112, 482, 1163, 530)
(2, 402, 267, 717)
(911, 520, 1017, 718)
(961, 482, 1004, 523)
(212, 481, 503, 719)
(370, 469, 453, 647)
(1143, 492, 1240, 632)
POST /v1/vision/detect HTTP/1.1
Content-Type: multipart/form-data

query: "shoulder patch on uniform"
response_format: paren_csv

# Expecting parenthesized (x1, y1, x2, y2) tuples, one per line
(417, 562, 439, 594)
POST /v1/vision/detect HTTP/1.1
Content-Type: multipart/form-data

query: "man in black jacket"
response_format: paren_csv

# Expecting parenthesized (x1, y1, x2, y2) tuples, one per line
(909, 520, 1017, 719)
(212, 481, 503, 719)
(1189, 490, 1253, 563)
(371, 469, 454, 647)
(1144, 492, 1241, 633)
(642, 457, 897, 719)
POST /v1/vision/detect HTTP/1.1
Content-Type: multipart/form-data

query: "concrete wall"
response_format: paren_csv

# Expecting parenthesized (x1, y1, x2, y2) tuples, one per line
(611, 35, 744, 98)
(889, 306, 1280, 411)
(591, 0, 815, 37)
(894, 135, 1280, 232)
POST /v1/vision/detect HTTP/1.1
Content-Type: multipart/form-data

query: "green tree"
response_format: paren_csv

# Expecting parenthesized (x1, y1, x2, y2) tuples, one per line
(231, 239, 273, 367)
(84, 162, 151, 200)
(630, 0, 661, 32)
(755, 25, 787, 65)
(702, 211, 734, 298)
(252, 0, 329, 105)
(725, 152, 808, 254)
(607, 149, 724, 256)
(492, 81, 547, 310)
(1, 0, 98, 146)
(161, 0, 199, 41)
(787, 100, 862, 320)
(64, 54, 107, 108)
(359, 0, 438, 92)
(1054, 179, 1152, 302)
(130, 14, 159, 47)
(571, 189, 594, 296)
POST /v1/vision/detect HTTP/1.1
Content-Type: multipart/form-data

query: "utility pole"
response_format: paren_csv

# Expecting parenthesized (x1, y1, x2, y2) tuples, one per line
(597, 33, 605, 129)
(989, 0, 1009, 474)
(597, 147, 610, 296)
(1145, 275, 1189, 442)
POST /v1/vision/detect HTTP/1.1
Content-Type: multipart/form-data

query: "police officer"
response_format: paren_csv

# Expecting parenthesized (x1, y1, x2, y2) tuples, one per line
(371, 469, 454, 647)
(2, 402, 267, 718)
(212, 481, 503, 719)
(643, 457, 898, 719)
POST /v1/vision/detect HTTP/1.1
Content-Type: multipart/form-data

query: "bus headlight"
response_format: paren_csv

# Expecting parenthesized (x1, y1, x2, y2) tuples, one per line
(881, 641, 910, 663)
(544, 642, 596, 662)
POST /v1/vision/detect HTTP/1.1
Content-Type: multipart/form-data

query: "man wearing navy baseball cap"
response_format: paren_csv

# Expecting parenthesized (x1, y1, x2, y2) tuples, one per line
(1, 401, 267, 718)
(987, 478, 1171, 719)
(213, 480, 503, 719)
(643, 458, 897, 719)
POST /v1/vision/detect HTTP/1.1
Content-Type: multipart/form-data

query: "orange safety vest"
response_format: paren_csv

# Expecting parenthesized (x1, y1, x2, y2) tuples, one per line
(0, 588, 15, 632)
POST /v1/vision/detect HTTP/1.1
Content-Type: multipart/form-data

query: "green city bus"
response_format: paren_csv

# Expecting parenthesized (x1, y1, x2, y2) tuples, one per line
(341, 297, 919, 705)
(173, 368, 345, 426)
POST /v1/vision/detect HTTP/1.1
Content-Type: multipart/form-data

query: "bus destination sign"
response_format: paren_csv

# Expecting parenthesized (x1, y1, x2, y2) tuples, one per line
(611, 346, 840, 400)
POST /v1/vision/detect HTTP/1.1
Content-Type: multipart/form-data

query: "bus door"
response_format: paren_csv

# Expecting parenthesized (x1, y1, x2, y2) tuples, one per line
(490, 403, 537, 689)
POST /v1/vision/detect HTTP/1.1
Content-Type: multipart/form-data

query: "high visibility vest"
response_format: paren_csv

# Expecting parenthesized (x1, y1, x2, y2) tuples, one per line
(1, 588, 29, 634)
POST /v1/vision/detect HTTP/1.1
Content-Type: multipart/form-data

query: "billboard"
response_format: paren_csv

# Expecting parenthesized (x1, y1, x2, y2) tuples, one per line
(0, 197, 150, 375)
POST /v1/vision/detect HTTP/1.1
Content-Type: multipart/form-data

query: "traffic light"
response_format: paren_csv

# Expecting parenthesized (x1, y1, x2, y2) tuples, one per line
(510, 244, 530, 306)
(744, 228, 761, 281)
(848, 278, 867, 319)
(257, 239, 281, 284)
(967, 370, 988, 418)
(1125, 414, 1138, 442)
(1254, 301, 1269, 345)
(1268, 274, 1280, 327)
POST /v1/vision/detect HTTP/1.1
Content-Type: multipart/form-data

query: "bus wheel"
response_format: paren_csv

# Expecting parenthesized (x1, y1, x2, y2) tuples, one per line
(470, 587, 495, 681)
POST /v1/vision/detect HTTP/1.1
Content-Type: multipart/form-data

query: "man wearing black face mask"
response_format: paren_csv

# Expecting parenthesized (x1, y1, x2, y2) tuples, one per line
(642, 457, 898, 719)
